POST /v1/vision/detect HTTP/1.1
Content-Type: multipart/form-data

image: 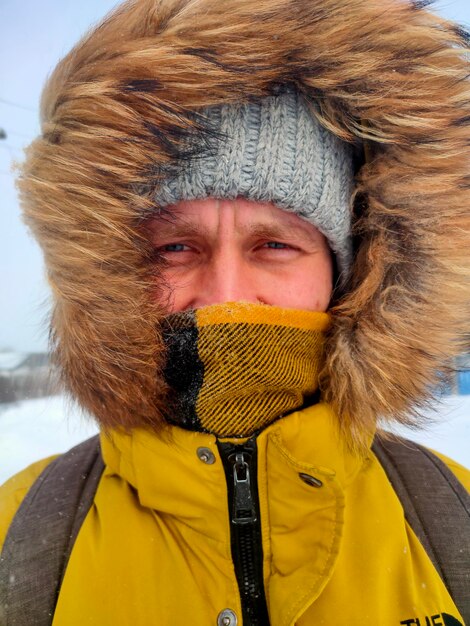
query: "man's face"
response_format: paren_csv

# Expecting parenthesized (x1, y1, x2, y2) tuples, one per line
(148, 198, 333, 313)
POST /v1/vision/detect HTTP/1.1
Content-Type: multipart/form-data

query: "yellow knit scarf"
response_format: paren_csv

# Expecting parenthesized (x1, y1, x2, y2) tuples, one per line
(162, 302, 330, 438)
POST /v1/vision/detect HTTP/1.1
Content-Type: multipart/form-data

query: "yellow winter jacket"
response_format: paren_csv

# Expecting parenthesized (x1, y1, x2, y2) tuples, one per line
(1, 402, 468, 626)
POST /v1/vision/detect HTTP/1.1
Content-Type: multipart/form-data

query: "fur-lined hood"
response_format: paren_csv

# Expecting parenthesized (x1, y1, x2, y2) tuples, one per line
(18, 0, 470, 447)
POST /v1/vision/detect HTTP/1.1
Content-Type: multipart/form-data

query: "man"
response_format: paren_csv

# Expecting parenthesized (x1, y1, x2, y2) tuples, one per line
(1, 0, 469, 624)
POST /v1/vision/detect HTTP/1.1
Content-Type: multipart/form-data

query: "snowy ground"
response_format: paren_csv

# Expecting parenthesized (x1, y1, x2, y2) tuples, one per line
(0, 394, 469, 485)
(0, 395, 98, 485)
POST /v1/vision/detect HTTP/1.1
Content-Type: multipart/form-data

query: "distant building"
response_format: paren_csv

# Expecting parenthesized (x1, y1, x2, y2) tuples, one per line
(0, 352, 59, 403)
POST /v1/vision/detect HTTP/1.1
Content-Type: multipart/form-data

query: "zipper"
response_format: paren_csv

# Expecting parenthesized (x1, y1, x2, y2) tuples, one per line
(218, 438, 270, 626)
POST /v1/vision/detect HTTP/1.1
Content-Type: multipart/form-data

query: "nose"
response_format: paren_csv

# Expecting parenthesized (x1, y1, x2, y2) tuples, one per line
(194, 250, 259, 308)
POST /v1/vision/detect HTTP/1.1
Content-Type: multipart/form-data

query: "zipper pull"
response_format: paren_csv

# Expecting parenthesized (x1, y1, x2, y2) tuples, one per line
(232, 451, 257, 525)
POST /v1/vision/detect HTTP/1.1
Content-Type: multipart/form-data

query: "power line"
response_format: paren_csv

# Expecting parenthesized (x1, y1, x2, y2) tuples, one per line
(0, 98, 36, 113)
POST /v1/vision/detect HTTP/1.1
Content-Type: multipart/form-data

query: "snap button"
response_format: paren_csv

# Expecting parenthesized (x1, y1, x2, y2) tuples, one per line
(298, 472, 323, 488)
(197, 447, 216, 465)
(217, 608, 238, 626)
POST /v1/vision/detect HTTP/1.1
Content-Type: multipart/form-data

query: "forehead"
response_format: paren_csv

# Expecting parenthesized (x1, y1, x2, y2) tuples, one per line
(148, 197, 323, 240)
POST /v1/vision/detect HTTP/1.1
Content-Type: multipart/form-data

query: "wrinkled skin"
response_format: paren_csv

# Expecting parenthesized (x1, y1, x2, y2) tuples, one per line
(147, 198, 334, 313)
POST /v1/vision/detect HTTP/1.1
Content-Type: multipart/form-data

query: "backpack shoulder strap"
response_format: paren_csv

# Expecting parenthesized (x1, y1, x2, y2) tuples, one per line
(0, 434, 104, 626)
(372, 435, 470, 623)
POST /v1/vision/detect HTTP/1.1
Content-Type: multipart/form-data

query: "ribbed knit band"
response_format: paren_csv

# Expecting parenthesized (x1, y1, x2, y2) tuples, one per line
(154, 90, 354, 276)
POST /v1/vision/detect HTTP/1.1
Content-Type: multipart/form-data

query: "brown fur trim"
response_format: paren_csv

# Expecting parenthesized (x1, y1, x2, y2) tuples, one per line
(18, 0, 470, 448)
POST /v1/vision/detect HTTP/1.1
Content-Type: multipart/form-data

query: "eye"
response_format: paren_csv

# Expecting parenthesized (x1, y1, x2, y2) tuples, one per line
(263, 241, 291, 250)
(154, 242, 200, 268)
(160, 243, 191, 252)
(252, 239, 301, 262)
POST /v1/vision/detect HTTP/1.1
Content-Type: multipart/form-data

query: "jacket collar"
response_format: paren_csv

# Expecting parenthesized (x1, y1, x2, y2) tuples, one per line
(101, 402, 367, 539)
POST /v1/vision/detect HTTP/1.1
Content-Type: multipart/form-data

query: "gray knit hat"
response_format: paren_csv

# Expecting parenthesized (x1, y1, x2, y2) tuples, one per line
(154, 90, 354, 277)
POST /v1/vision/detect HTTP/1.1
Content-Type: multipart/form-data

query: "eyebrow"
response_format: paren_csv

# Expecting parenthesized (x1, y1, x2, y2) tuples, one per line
(240, 221, 316, 242)
(149, 214, 320, 243)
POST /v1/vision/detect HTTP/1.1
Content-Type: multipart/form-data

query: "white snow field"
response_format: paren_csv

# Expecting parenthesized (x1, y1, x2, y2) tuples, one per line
(0, 394, 468, 485)
(0, 395, 98, 485)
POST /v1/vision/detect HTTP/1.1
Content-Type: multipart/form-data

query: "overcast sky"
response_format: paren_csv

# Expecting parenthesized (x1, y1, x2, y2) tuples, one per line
(1, 0, 469, 352)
